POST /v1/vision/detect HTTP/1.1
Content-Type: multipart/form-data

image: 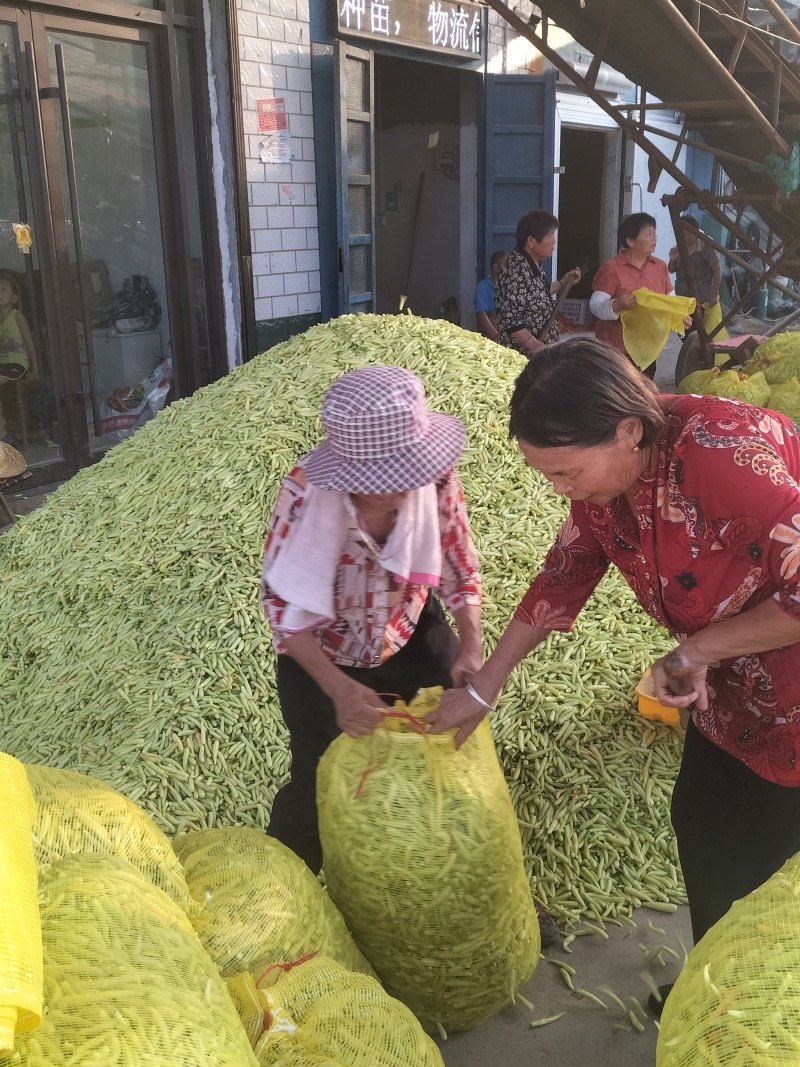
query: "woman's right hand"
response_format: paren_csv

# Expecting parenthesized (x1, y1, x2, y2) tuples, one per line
(426, 686, 488, 749)
(329, 677, 391, 738)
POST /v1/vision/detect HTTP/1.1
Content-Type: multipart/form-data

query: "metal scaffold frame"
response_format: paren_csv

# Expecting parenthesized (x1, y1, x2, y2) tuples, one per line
(484, 0, 800, 371)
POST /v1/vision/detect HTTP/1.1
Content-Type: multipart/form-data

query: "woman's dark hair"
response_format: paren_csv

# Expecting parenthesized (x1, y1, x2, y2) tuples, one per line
(679, 213, 700, 232)
(617, 212, 656, 251)
(515, 209, 559, 252)
(509, 337, 666, 449)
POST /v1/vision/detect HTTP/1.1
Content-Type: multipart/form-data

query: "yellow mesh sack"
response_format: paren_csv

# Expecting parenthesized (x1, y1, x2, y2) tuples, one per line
(174, 827, 373, 978)
(316, 687, 540, 1034)
(744, 331, 800, 374)
(25, 764, 194, 915)
(621, 289, 696, 370)
(657, 851, 800, 1066)
(768, 378, 800, 423)
(0, 754, 42, 1054)
(252, 955, 443, 1067)
(0, 854, 258, 1067)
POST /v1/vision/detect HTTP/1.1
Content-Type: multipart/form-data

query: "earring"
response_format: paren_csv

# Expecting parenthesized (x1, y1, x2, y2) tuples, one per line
(632, 444, 640, 453)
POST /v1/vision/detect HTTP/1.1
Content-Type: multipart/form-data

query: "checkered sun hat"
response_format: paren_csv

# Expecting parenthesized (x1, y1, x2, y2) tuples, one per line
(300, 365, 466, 494)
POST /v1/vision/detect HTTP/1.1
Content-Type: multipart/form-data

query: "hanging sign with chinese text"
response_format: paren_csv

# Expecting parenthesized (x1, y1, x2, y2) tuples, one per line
(335, 0, 484, 59)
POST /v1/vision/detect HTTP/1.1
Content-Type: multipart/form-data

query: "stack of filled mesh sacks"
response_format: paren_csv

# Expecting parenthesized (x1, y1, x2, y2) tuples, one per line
(0, 758, 443, 1067)
(658, 850, 800, 1065)
(0, 758, 257, 1067)
(678, 332, 800, 422)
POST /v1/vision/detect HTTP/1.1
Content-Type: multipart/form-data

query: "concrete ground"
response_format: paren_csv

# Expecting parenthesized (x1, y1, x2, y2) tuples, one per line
(437, 905, 692, 1066)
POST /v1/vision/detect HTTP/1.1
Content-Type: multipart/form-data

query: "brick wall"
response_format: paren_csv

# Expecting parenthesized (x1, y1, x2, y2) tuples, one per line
(237, 0, 322, 324)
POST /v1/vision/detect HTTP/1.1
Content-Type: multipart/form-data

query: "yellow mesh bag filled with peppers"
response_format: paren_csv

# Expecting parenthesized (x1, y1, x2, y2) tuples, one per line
(173, 826, 373, 979)
(0, 754, 42, 1055)
(226, 955, 443, 1067)
(25, 764, 194, 915)
(657, 851, 800, 1066)
(316, 687, 540, 1035)
(0, 853, 257, 1067)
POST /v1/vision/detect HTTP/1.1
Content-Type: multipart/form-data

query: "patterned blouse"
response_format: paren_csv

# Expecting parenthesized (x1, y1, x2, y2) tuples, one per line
(260, 467, 482, 668)
(516, 394, 800, 786)
(495, 250, 559, 354)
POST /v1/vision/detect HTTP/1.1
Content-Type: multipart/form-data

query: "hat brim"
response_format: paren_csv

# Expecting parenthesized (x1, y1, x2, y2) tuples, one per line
(0, 442, 26, 479)
(300, 411, 466, 494)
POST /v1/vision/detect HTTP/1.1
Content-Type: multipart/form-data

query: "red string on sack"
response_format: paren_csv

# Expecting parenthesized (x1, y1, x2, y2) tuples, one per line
(353, 707, 427, 800)
(255, 949, 321, 990)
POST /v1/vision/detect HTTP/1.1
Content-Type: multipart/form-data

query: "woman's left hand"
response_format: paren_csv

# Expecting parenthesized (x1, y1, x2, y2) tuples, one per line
(651, 646, 710, 710)
(450, 641, 483, 688)
(560, 268, 582, 289)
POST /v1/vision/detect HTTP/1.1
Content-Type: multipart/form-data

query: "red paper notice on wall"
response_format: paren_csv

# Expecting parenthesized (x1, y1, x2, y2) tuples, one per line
(257, 98, 288, 133)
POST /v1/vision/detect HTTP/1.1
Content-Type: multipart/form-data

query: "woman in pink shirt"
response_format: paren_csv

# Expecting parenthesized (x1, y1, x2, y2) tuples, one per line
(590, 213, 673, 380)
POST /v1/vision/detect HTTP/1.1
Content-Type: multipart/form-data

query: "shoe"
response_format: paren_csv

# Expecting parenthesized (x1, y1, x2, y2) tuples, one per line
(648, 983, 674, 1019)
(537, 907, 562, 948)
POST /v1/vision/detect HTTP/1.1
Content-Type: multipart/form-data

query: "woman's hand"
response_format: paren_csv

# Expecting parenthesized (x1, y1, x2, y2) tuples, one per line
(651, 646, 710, 710)
(450, 640, 483, 689)
(560, 267, 582, 289)
(426, 686, 487, 749)
(23, 367, 38, 382)
(329, 677, 391, 738)
(612, 292, 637, 313)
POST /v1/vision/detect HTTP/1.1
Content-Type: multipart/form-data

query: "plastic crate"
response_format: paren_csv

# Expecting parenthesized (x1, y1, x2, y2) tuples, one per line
(560, 298, 593, 326)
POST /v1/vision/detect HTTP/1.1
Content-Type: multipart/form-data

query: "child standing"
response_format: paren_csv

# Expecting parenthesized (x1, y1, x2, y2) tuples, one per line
(0, 272, 38, 446)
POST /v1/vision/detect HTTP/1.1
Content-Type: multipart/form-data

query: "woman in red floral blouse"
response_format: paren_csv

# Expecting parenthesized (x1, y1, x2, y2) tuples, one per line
(430, 338, 800, 1003)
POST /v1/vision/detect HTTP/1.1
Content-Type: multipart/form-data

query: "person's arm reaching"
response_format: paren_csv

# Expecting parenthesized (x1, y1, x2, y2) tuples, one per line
(428, 508, 610, 746)
(427, 617, 549, 747)
(437, 470, 484, 688)
(652, 598, 800, 709)
(281, 630, 390, 736)
(651, 414, 800, 708)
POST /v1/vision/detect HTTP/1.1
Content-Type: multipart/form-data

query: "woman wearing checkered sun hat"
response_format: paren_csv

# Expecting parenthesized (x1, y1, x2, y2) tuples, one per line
(260, 364, 482, 860)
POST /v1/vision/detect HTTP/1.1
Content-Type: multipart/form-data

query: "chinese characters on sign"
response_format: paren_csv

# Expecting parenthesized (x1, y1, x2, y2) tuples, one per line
(257, 98, 288, 133)
(337, 0, 483, 58)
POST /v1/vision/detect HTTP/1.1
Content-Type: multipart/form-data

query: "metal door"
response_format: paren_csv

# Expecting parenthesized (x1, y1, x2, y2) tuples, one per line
(484, 72, 556, 268)
(335, 42, 376, 314)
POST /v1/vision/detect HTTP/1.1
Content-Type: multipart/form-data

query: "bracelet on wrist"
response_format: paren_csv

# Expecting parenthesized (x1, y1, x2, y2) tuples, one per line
(465, 682, 493, 713)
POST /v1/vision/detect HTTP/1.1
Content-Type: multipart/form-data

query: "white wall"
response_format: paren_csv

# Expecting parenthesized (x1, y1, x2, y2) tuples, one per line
(237, 0, 321, 323)
(629, 114, 687, 263)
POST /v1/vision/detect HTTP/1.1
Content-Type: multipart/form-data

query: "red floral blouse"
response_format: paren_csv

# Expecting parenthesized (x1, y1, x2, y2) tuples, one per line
(517, 394, 800, 786)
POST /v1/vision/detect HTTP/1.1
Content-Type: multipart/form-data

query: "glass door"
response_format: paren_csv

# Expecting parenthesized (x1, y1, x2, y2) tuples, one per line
(39, 13, 174, 454)
(0, 3, 215, 484)
(0, 15, 66, 471)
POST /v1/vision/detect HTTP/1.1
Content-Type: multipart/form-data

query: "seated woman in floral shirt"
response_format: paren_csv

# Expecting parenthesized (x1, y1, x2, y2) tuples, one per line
(495, 209, 581, 359)
(431, 337, 800, 1013)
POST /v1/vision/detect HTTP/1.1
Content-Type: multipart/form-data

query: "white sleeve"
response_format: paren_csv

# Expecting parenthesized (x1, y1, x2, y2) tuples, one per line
(589, 291, 619, 320)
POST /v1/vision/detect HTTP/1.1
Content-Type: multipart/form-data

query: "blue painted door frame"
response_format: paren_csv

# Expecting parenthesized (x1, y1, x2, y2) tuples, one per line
(484, 72, 556, 275)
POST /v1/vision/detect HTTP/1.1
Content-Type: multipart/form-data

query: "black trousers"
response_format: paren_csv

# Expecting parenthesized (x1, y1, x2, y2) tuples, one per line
(267, 596, 459, 874)
(671, 719, 800, 943)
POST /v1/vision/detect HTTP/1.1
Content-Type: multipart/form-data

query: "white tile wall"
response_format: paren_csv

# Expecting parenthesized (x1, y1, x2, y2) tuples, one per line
(238, 0, 320, 323)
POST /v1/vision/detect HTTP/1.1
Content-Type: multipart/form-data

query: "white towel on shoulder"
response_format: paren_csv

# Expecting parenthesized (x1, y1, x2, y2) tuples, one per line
(263, 481, 442, 631)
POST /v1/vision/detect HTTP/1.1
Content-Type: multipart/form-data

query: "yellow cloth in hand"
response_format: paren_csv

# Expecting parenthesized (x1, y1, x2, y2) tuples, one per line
(621, 288, 697, 371)
(0, 753, 42, 1053)
(702, 300, 729, 343)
